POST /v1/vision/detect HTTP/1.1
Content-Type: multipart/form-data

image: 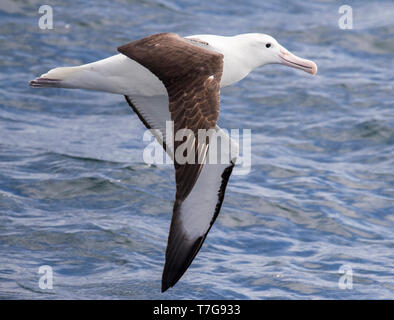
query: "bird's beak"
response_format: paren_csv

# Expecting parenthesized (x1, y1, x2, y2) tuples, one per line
(279, 47, 317, 75)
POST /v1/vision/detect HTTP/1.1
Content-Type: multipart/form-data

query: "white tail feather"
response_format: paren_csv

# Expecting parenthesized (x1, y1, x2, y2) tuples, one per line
(29, 54, 166, 96)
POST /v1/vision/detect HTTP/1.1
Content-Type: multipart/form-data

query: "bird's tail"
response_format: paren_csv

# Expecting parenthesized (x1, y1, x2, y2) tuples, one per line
(29, 54, 134, 94)
(29, 66, 82, 89)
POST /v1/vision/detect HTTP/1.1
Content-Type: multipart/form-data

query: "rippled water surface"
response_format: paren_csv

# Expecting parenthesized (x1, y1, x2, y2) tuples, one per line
(1, 0, 393, 299)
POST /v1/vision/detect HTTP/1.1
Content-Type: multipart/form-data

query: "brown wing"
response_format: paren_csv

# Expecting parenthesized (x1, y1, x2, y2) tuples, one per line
(118, 33, 223, 201)
(118, 33, 226, 292)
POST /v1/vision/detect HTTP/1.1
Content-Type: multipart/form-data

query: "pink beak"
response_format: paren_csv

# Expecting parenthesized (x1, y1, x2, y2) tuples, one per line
(279, 48, 317, 75)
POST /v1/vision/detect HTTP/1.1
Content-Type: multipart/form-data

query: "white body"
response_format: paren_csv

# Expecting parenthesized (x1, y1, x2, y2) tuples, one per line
(37, 34, 291, 96)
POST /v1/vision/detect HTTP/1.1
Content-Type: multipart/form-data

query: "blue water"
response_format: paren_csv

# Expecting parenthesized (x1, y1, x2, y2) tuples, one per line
(1, 0, 393, 299)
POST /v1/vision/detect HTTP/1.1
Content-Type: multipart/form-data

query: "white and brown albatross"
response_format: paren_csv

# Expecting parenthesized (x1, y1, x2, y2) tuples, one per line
(29, 32, 317, 292)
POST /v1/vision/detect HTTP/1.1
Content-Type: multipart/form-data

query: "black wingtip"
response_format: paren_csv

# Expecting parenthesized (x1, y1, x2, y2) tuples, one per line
(161, 279, 171, 293)
(161, 257, 183, 293)
(161, 260, 186, 293)
(161, 235, 205, 293)
(161, 269, 173, 293)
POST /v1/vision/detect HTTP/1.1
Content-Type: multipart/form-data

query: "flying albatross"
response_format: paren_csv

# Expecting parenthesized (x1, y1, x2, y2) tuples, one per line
(29, 32, 317, 292)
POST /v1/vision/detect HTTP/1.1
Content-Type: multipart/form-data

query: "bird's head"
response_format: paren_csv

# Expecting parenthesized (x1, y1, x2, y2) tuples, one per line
(238, 33, 317, 75)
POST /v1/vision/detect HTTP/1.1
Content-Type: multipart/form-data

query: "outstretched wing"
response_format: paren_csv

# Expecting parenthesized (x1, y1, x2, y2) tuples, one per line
(162, 157, 235, 292)
(118, 33, 235, 291)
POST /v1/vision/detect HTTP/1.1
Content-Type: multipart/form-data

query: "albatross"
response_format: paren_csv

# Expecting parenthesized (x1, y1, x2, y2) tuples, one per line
(29, 32, 317, 292)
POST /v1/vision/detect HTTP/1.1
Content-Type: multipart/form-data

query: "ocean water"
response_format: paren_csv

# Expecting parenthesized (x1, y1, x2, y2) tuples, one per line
(1, 0, 393, 299)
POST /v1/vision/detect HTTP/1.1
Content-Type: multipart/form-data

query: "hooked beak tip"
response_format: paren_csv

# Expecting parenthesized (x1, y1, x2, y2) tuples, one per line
(310, 62, 318, 76)
(279, 50, 318, 76)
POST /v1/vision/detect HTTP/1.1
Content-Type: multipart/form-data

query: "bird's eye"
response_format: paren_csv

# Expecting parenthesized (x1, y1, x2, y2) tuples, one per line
(266, 43, 271, 48)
